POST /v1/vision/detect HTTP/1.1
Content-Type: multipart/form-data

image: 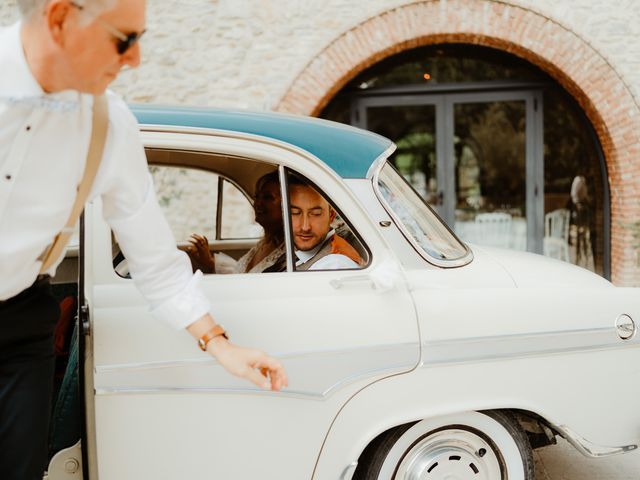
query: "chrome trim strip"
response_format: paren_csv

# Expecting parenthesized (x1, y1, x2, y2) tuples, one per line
(95, 342, 417, 373)
(340, 462, 358, 480)
(366, 143, 396, 180)
(371, 162, 473, 268)
(421, 327, 638, 366)
(555, 425, 638, 458)
(95, 386, 325, 400)
(95, 343, 420, 400)
(94, 363, 413, 400)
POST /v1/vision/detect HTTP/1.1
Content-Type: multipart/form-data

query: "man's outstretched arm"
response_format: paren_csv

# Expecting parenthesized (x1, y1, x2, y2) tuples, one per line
(187, 314, 288, 391)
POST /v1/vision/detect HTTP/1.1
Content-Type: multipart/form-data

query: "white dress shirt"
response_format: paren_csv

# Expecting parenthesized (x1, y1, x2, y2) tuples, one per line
(0, 22, 210, 329)
(295, 230, 360, 270)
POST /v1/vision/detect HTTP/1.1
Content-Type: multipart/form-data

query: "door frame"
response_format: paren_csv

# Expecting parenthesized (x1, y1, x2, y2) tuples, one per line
(351, 83, 545, 253)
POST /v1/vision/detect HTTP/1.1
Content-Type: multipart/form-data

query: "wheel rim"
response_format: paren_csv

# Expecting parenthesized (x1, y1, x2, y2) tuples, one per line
(395, 428, 504, 480)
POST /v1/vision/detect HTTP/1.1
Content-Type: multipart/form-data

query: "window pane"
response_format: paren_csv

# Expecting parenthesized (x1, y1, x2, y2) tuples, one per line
(149, 165, 217, 242)
(220, 179, 263, 239)
(378, 163, 467, 262)
(452, 100, 527, 251)
(543, 90, 603, 275)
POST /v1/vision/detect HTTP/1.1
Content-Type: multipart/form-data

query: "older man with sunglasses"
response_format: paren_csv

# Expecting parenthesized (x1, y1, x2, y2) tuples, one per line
(0, 1, 288, 478)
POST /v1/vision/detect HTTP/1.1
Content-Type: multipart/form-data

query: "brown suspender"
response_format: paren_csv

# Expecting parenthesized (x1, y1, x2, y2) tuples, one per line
(38, 95, 108, 273)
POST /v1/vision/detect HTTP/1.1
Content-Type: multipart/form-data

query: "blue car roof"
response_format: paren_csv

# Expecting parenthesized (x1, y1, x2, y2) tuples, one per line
(131, 105, 393, 179)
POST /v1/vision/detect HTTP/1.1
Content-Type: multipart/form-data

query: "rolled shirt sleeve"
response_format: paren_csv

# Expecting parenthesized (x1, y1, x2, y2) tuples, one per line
(95, 93, 211, 329)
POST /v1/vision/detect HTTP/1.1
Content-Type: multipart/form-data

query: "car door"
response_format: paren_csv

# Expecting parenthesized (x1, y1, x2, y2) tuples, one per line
(84, 130, 420, 479)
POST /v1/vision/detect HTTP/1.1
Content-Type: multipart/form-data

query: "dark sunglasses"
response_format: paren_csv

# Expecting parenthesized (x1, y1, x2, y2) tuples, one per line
(70, 1, 146, 55)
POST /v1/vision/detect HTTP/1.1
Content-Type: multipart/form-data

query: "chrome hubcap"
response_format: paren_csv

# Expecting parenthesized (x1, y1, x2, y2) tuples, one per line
(395, 429, 503, 480)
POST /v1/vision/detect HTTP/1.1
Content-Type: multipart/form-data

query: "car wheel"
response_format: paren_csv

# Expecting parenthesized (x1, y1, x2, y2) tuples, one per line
(354, 411, 534, 480)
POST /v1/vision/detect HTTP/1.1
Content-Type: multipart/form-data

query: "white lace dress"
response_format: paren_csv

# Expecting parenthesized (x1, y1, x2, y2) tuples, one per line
(233, 240, 286, 274)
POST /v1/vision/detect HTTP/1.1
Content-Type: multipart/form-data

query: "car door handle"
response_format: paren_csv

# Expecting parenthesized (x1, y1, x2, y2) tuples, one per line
(330, 274, 373, 289)
(330, 261, 404, 292)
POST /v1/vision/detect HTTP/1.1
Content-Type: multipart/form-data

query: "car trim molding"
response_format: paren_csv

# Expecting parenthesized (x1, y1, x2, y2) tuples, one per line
(421, 327, 638, 365)
(94, 342, 420, 400)
(365, 143, 396, 180)
(553, 424, 638, 457)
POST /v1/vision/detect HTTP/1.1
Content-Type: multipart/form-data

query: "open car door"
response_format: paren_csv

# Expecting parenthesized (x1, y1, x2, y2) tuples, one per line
(81, 130, 421, 479)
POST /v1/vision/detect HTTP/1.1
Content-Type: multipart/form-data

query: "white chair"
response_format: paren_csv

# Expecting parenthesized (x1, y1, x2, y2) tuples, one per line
(543, 208, 570, 262)
(474, 212, 512, 248)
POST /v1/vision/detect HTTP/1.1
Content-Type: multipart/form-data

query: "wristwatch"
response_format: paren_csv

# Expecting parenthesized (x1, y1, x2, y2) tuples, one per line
(197, 325, 228, 352)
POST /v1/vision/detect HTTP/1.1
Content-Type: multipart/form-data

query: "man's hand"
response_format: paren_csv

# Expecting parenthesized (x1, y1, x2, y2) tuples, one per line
(187, 314, 288, 392)
(208, 336, 288, 391)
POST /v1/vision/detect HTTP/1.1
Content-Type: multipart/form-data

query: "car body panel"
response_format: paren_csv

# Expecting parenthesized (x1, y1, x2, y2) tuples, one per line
(315, 339, 640, 478)
(316, 270, 640, 477)
(474, 245, 613, 288)
(71, 107, 640, 480)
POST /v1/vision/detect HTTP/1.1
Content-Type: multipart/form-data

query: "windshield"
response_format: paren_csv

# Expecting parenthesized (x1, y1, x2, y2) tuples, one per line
(376, 163, 470, 264)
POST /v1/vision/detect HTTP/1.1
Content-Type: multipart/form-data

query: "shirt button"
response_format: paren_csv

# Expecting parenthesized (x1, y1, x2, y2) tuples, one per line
(26, 125, 31, 131)
(5, 175, 11, 181)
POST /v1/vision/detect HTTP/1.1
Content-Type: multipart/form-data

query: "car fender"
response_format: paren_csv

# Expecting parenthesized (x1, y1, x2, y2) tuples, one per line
(314, 336, 640, 479)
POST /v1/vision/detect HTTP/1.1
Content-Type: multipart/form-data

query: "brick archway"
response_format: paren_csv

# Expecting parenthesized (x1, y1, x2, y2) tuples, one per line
(276, 0, 640, 286)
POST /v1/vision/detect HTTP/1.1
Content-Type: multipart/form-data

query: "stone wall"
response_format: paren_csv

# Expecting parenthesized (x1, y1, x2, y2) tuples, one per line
(2, 0, 638, 110)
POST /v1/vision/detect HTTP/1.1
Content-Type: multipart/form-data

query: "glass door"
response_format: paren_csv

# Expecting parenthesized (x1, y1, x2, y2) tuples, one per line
(354, 97, 446, 218)
(446, 91, 543, 253)
(355, 89, 543, 254)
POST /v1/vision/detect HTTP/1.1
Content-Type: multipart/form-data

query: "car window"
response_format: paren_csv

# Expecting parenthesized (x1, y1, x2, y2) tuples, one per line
(113, 160, 277, 278)
(149, 165, 261, 243)
(149, 165, 218, 242)
(220, 179, 264, 240)
(114, 156, 368, 276)
(376, 162, 469, 263)
(285, 170, 369, 272)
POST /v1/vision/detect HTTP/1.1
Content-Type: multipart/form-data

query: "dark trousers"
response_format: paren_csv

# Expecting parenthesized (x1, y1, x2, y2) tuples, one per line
(0, 277, 59, 480)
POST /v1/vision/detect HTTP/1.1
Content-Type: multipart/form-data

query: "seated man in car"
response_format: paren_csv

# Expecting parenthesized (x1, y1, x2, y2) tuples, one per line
(288, 177, 362, 271)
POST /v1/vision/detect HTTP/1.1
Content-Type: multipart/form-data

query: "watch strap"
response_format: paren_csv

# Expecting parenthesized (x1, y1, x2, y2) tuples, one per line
(198, 325, 228, 352)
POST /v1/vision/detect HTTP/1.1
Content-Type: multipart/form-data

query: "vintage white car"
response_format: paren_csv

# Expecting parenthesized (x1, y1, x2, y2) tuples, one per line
(48, 106, 640, 480)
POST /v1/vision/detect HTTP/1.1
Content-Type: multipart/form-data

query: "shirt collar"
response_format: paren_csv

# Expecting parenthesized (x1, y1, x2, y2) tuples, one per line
(295, 230, 335, 265)
(0, 22, 80, 104)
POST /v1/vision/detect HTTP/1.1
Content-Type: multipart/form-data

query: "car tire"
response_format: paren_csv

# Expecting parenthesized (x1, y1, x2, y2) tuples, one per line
(354, 410, 534, 480)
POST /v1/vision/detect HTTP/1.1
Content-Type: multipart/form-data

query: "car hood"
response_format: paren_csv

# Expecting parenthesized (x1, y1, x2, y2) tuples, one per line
(469, 244, 612, 288)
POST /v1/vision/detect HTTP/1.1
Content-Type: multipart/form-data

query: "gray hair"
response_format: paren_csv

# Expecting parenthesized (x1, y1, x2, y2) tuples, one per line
(18, 0, 117, 23)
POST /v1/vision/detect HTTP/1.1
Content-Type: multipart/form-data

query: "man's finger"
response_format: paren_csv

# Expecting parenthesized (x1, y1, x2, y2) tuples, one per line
(244, 367, 269, 390)
(257, 356, 284, 374)
(270, 369, 288, 391)
(256, 358, 288, 391)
